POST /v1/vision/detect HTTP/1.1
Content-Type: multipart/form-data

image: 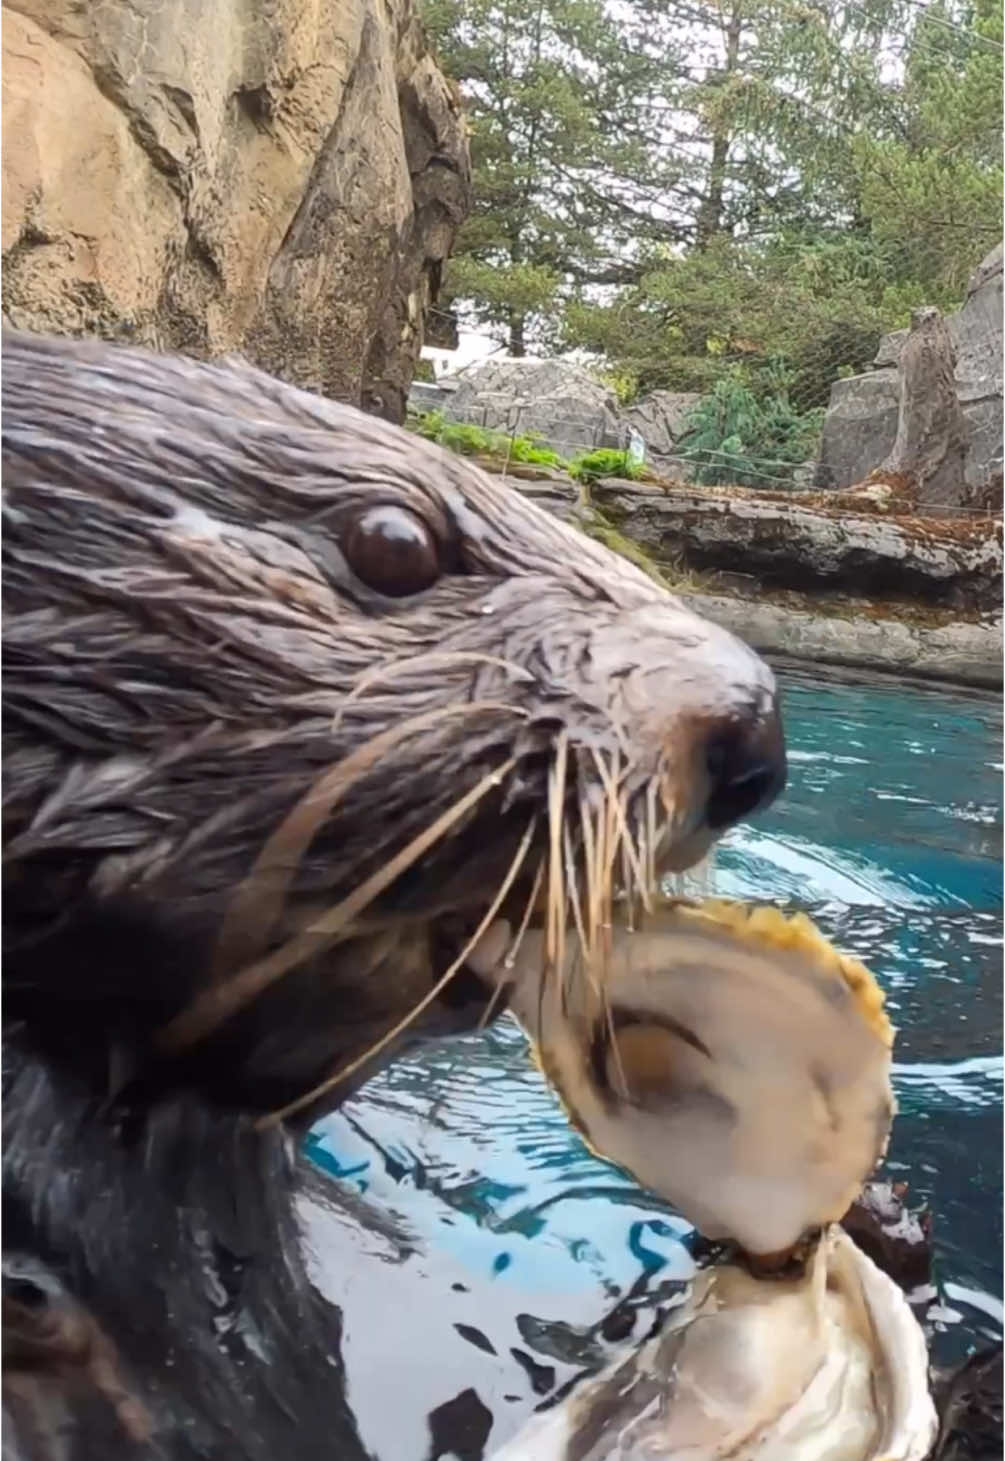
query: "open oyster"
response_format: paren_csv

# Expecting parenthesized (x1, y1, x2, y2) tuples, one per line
(470, 899, 896, 1259)
(488, 1224, 937, 1461)
(472, 900, 937, 1461)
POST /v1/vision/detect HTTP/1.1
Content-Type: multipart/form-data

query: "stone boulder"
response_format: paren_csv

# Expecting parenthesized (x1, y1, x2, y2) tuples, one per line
(624, 390, 702, 470)
(444, 358, 624, 456)
(954, 243, 1004, 500)
(1, 0, 471, 423)
(408, 379, 459, 415)
(592, 480, 1002, 610)
(881, 307, 969, 508)
(813, 372, 901, 493)
(815, 246, 1004, 501)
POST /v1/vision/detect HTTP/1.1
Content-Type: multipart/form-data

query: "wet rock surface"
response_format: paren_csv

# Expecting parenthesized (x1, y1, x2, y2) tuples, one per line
(678, 592, 1001, 689)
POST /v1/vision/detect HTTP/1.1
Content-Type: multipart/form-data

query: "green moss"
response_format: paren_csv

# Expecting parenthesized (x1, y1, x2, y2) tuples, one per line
(568, 447, 645, 484)
(579, 505, 706, 592)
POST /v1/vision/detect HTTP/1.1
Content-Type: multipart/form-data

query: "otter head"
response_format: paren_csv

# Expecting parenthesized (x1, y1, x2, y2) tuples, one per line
(2, 329, 785, 1130)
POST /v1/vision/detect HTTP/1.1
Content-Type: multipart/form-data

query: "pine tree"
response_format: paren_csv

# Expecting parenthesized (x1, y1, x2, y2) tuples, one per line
(423, 0, 668, 355)
(424, 0, 1001, 399)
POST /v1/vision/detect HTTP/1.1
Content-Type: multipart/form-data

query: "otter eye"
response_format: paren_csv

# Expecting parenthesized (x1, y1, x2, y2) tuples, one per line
(343, 505, 441, 597)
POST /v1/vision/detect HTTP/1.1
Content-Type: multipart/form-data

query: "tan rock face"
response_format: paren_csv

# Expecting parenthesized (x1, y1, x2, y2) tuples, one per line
(2, 0, 470, 421)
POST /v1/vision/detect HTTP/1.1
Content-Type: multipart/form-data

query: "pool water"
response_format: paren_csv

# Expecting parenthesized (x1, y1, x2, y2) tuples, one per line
(305, 667, 1003, 1458)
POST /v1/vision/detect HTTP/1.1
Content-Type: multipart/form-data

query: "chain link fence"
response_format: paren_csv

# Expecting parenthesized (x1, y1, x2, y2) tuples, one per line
(409, 384, 1000, 517)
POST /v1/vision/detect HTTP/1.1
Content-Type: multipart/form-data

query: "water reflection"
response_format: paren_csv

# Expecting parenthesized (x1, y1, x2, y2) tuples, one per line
(306, 669, 1003, 1457)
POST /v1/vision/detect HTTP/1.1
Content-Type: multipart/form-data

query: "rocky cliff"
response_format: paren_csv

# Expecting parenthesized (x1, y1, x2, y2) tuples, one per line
(591, 478, 1002, 612)
(469, 455, 1002, 686)
(2, 0, 471, 421)
(815, 246, 1003, 504)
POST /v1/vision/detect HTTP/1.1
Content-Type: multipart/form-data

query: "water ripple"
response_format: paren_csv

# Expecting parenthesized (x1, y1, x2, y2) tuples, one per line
(307, 669, 1002, 1450)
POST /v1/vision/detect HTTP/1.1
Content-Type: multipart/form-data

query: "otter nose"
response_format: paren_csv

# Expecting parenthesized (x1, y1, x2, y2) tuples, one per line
(704, 708, 787, 831)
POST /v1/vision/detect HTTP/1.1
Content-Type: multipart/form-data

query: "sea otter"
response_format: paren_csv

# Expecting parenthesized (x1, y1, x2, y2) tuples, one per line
(1, 328, 785, 1461)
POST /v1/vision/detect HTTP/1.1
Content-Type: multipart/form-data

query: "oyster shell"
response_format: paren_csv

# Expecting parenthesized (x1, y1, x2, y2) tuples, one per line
(470, 900, 896, 1258)
(488, 1224, 938, 1461)
(472, 901, 936, 1461)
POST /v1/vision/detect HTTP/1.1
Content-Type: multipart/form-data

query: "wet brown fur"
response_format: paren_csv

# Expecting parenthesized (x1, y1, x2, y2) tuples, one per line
(2, 329, 781, 1459)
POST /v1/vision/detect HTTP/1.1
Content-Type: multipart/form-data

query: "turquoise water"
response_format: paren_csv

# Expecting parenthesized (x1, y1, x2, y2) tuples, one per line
(307, 668, 1002, 1452)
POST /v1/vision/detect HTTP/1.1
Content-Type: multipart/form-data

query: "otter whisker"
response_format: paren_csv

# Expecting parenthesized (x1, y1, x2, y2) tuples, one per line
(570, 755, 617, 1027)
(562, 821, 591, 980)
(598, 750, 625, 942)
(255, 813, 539, 1129)
(546, 733, 569, 1000)
(619, 839, 637, 934)
(602, 979, 629, 1103)
(332, 650, 535, 733)
(589, 747, 656, 929)
(600, 767, 623, 1048)
(645, 779, 661, 904)
(605, 776, 652, 919)
(213, 701, 528, 980)
(159, 753, 519, 1055)
(505, 854, 547, 972)
(476, 852, 545, 1034)
(623, 793, 650, 926)
(475, 851, 547, 1037)
(578, 788, 604, 973)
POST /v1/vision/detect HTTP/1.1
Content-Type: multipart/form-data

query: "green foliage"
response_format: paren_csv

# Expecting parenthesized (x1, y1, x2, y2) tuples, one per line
(852, 0, 1003, 303)
(676, 366, 824, 488)
(407, 413, 650, 487)
(407, 409, 565, 467)
(568, 448, 645, 484)
(410, 409, 495, 455)
(588, 366, 641, 406)
(422, 0, 650, 355)
(505, 435, 565, 467)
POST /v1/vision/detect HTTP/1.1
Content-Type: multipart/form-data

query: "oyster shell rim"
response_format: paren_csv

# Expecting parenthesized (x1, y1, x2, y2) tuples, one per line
(485, 1224, 938, 1461)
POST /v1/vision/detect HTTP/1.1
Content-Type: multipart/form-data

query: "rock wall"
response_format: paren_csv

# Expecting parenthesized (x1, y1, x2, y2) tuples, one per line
(678, 592, 1001, 690)
(443, 358, 626, 455)
(815, 246, 1004, 502)
(592, 479, 1001, 611)
(474, 458, 1003, 686)
(413, 358, 705, 470)
(2, 0, 471, 421)
(624, 390, 702, 475)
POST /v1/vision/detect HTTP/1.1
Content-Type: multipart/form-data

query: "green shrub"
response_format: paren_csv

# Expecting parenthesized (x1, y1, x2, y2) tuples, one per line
(410, 410, 495, 456)
(589, 366, 640, 406)
(503, 435, 565, 468)
(407, 409, 565, 468)
(568, 447, 644, 484)
(580, 508, 667, 585)
(676, 364, 824, 489)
